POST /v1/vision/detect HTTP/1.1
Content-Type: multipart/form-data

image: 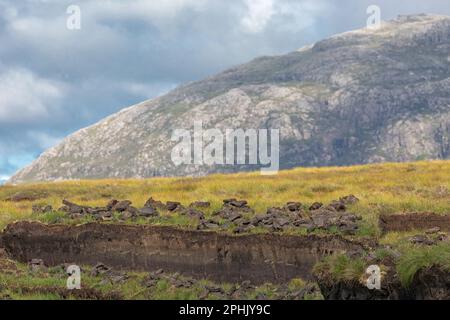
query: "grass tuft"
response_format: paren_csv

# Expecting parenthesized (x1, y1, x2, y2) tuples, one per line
(396, 243, 450, 287)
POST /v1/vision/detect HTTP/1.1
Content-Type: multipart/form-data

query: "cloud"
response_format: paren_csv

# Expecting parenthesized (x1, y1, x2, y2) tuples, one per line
(241, 0, 275, 33)
(0, 68, 65, 124)
(241, 0, 331, 34)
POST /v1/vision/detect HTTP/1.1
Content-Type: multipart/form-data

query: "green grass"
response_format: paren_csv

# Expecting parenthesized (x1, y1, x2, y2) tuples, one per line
(313, 243, 450, 289)
(396, 243, 450, 287)
(1, 160, 449, 239)
(313, 254, 366, 284)
(0, 258, 321, 300)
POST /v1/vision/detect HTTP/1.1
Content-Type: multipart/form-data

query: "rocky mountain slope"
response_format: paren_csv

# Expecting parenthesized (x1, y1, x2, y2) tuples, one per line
(9, 14, 450, 183)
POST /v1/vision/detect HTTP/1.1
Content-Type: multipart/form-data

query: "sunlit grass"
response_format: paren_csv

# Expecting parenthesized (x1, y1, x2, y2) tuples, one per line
(397, 243, 450, 287)
(0, 160, 449, 237)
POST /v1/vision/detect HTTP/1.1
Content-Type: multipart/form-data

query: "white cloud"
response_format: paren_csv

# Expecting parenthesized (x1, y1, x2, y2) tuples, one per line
(273, 0, 330, 32)
(240, 0, 330, 34)
(27, 131, 63, 150)
(241, 0, 275, 33)
(0, 68, 66, 124)
(0, 176, 9, 184)
(122, 81, 176, 98)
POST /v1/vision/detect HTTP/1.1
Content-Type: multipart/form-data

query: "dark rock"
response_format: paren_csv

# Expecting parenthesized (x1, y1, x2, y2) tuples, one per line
(120, 209, 136, 220)
(32, 205, 53, 214)
(166, 201, 182, 211)
(199, 289, 210, 300)
(154, 269, 164, 275)
(224, 199, 248, 208)
(106, 199, 118, 210)
(234, 224, 254, 234)
(29, 258, 46, 272)
(262, 215, 276, 226)
(144, 197, 166, 210)
(436, 233, 448, 241)
(409, 235, 436, 245)
(138, 206, 159, 217)
(182, 208, 205, 220)
(425, 227, 441, 234)
(171, 276, 194, 288)
(329, 200, 346, 212)
(250, 215, 265, 226)
(285, 202, 302, 212)
(215, 199, 254, 218)
(293, 218, 312, 227)
(340, 195, 360, 205)
(100, 212, 113, 221)
(113, 200, 132, 212)
(228, 212, 243, 222)
(86, 207, 109, 215)
(240, 280, 254, 290)
(189, 201, 211, 208)
(310, 213, 332, 229)
(205, 285, 225, 294)
(90, 263, 112, 276)
(270, 224, 285, 232)
(196, 222, 207, 230)
(125, 206, 139, 216)
(309, 202, 323, 211)
(197, 220, 220, 230)
(411, 266, 450, 300)
(108, 272, 129, 284)
(275, 218, 290, 227)
(256, 293, 268, 300)
(62, 200, 85, 214)
(338, 221, 359, 235)
(143, 270, 164, 288)
(266, 207, 285, 215)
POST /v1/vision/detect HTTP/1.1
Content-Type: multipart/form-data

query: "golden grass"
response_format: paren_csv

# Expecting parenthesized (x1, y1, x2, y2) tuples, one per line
(1, 160, 450, 236)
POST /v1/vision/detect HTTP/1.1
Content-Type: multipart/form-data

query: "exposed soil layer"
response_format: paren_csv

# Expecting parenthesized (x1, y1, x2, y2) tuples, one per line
(410, 266, 450, 300)
(316, 266, 450, 300)
(379, 213, 450, 233)
(0, 221, 366, 284)
(315, 266, 406, 300)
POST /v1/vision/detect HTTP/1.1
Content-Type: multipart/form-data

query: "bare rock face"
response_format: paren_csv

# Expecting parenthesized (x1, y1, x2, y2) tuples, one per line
(8, 14, 450, 184)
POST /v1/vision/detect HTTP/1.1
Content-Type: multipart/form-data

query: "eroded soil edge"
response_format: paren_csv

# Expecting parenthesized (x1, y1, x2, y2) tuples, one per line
(0, 221, 366, 284)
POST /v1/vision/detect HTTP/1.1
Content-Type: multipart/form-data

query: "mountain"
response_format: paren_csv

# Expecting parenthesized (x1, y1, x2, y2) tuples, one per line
(8, 14, 450, 184)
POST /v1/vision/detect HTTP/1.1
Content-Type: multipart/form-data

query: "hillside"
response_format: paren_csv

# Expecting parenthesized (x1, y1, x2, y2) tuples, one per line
(8, 14, 450, 183)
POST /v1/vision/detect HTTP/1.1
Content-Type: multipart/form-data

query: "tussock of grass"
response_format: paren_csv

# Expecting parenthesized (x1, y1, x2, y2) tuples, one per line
(396, 243, 450, 287)
(313, 254, 366, 283)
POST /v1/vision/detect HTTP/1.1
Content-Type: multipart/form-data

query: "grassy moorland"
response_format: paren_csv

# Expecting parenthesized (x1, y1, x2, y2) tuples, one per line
(0, 160, 449, 300)
(0, 160, 450, 238)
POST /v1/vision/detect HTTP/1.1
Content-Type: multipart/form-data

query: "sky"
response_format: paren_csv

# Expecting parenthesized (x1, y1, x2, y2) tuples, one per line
(1, 0, 450, 181)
